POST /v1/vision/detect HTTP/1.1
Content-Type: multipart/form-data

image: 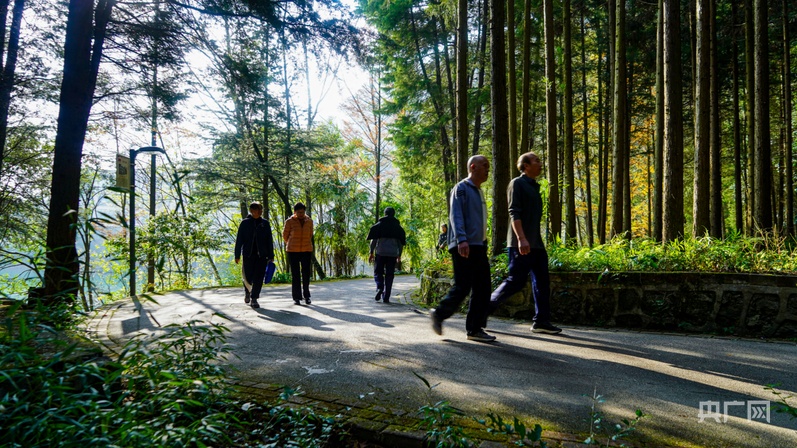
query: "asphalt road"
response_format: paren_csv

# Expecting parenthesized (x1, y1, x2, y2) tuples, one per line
(89, 275, 797, 447)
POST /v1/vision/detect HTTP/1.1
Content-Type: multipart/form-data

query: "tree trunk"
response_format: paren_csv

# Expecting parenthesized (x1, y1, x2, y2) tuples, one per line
(563, 0, 575, 243)
(744, 0, 755, 234)
(610, 0, 626, 239)
(519, 0, 533, 156)
(580, 1, 593, 247)
(0, 0, 24, 176)
(693, 0, 710, 237)
(457, 0, 468, 185)
(471, 0, 489, 160)
(753, 0, 772, 233)
(507, 0, 518, 172)
(662, 0, 684, 242)
(783, 0, 793, 236)
(653, 0, 664, 241)
(44, 0, 115, 299)
(544, 0, 560, 240)
(491, 0, 510, 254)
(597, 40, 608, 244)
(732, 0, 743, 233)
(709, 0, 722, 238)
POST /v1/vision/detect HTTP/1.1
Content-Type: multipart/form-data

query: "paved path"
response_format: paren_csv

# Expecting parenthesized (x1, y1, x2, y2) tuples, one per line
(87, 275, 797, 447)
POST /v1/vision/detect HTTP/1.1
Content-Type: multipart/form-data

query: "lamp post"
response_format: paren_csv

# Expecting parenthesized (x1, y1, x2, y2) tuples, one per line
(129, 146, 165, 297)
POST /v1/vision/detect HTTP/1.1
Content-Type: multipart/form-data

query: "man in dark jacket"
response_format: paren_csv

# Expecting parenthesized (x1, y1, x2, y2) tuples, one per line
(488, 152, 561, 334)
(367, 207, 406, 303)
(234, 202, 275, 309)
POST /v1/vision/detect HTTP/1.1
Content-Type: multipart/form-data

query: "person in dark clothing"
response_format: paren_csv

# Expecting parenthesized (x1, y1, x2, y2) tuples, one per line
(234, 202, 275, 309)
(429, 155, 495, 343)
(367, 207, 407, 303)
(436, 224, 448, 252)
(488, 152, 561, 334)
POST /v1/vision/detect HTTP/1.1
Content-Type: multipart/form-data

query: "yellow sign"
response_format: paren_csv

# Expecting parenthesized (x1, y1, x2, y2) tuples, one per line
(116, 155, 130, 188)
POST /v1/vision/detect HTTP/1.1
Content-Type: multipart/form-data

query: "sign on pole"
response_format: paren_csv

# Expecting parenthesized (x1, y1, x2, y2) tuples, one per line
(116, 154, 130, 188)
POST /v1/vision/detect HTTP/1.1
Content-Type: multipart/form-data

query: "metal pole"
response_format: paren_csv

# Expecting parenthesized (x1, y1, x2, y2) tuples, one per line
(129, 149, 137, 298)
(147, 151, 156, 292)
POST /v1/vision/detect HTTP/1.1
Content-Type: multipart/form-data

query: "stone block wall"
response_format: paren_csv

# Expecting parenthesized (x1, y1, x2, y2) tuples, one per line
(418, 272, 797, 338)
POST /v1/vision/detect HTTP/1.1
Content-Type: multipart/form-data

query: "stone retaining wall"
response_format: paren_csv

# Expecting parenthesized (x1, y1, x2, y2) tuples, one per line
(418, 272, 797, 338)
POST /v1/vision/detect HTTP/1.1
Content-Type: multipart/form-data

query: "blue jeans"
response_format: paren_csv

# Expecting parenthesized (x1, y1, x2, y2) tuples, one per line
(373, 255, 397, 299)
(434, 245, 491, 333)
(490, 248, 551, 323)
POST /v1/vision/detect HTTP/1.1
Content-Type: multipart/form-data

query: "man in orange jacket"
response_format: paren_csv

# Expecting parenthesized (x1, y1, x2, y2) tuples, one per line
(283, 202, 314, 304)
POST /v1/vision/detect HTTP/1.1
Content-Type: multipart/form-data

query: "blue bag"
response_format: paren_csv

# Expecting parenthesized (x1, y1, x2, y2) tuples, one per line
(264, 260, 276, 284)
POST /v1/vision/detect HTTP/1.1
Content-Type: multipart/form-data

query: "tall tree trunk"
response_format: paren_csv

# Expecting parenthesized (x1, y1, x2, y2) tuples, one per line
(662, 0, 684, 242)
(783, 0, 793, 237)
(519, 0, 533, 156)
(581, 1, 593, 246)
(732, 0, 743, 233)
(693, 0, 711, 237)
(456, 0, 468, 182)
(438, 18, 458, 176)
(0, 0, 24, 176)
(744, 0, 755, 234)
(564, 0, 576, 242)
(610, 0, 626, 239)
(544, 0, 560, 240)
(472, 0, 489, 159)
(653, 0, 664, 241)
(753, 0, 772, 233)
(507, 0, 518, 172)
(709, 0, 722, 238)
(597, 41, 608, 244)
(409, 4, 455, 188)
(491, 0, 510, 254)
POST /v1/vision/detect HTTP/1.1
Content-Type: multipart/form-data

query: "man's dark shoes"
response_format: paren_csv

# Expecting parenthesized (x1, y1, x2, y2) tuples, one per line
(374, 290, 382, 302)
(293, 299, 301, 305)
(430, 309, 443, 335)
(305, 297, 311, 305)
(531, 322, 562, 334)
(244, 290, 250, 304)
(250, 299, 260, 309)
(467, 330, 496, 343)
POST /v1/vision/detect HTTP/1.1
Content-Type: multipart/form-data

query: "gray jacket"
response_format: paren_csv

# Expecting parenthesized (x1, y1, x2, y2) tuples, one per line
(447, 179, 487, 249)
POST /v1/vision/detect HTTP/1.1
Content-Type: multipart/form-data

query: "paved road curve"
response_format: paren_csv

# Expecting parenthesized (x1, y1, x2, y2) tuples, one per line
(88, 275, 797, 447)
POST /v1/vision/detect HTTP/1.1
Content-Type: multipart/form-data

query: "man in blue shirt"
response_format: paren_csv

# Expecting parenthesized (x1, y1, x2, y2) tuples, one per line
(430, 155, 496, 342)
(489, 152, 561, 334)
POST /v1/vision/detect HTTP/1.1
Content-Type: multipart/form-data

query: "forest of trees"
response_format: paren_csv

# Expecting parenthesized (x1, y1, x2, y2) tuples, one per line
(0, 0, 794, 305)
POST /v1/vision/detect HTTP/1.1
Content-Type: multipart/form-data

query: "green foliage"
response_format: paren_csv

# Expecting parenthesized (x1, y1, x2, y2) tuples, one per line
(135, 212, 225, 290)
(478, 412, 546, 447)
(0, 306, 347, 447)
(413, 371, 474, 448)
(765, 384, 797, 420)
(548, 235, 797, 274)
(0, 307, 236, 447)
(583, 389, 646, 447)
(240, 386, 348, 447)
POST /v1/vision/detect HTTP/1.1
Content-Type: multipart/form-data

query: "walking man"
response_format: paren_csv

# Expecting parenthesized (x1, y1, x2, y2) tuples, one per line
(430, 155, 495, 342)
(489, 152, 562, 334)
(367, 207, 406, 303)
(283, 202, 314, 305)
(234, 202, 274, 309)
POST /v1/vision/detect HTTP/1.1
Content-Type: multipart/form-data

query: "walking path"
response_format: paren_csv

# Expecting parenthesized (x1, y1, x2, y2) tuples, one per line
(86, 275, 797, 447)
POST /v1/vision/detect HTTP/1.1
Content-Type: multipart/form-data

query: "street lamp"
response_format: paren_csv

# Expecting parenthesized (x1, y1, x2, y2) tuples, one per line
(129, 146, 165, 297)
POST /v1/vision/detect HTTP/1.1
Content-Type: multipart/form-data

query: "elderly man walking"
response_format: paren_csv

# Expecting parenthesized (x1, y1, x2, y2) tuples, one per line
(489, 152, 561, 334)
(430, 155, 495, 343)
